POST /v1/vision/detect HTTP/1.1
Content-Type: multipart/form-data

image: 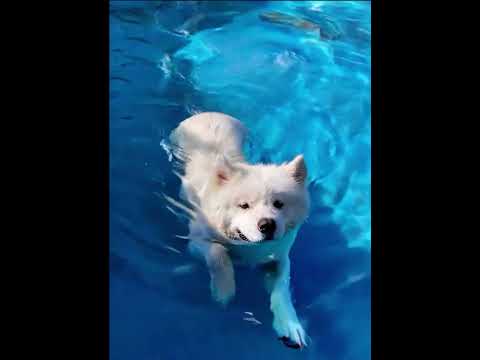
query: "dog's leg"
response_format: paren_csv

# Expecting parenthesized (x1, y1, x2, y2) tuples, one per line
(189, 240, 235, 305)
(264, 258, 307, 349)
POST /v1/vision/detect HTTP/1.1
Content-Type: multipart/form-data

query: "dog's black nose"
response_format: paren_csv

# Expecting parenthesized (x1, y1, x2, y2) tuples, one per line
(258, 218, 276, 239)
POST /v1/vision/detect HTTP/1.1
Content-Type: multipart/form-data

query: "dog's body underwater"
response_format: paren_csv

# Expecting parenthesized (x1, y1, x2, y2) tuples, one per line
(169, 112, 310, 349)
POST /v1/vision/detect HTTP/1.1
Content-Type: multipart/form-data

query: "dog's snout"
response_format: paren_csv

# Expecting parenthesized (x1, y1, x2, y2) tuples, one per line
(258, 218, 276, 239)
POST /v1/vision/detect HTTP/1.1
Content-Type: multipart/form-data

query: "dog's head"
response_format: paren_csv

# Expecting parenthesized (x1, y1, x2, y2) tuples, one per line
(213, 155, 310, 245)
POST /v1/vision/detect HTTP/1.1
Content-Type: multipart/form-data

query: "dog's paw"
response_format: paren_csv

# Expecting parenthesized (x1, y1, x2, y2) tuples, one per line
(274, 319, 308, 349)
(207, 244, 235, 305)
(210, 272, 235, 305)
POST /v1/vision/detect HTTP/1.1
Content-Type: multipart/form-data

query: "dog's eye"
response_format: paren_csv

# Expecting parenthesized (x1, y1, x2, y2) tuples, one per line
(273, 200, 284, 209)
(239, 203, 250, 209)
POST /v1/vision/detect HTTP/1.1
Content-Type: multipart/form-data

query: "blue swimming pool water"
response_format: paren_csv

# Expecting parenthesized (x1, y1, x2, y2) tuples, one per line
(110, 1, 370, 359)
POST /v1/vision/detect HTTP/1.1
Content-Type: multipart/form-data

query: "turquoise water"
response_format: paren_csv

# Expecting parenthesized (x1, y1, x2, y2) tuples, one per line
(110, 1, 370, 359)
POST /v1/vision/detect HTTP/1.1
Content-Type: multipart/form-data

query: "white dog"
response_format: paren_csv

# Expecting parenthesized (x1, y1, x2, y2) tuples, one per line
(168, 112, 310, 349)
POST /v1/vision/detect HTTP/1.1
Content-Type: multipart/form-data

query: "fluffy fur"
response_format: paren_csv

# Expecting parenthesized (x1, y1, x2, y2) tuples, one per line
(169, 112, 310, 349)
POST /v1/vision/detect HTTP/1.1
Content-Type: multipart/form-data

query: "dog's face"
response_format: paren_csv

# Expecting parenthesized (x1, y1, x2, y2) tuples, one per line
(215, 155, 310, 244)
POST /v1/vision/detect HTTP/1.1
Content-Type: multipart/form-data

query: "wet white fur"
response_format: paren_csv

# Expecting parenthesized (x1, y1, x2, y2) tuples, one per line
(169, 112, 310, 348)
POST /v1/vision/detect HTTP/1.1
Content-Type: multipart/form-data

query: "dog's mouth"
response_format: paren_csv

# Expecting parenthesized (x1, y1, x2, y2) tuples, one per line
(236, 229, 250, 242)
(224, 229, 251, 243)
(225, 229, 271, 244)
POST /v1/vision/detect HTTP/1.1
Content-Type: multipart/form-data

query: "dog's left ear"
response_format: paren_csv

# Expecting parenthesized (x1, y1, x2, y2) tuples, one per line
(215, 155, 237, 186)
(286, 154, 307, 185)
